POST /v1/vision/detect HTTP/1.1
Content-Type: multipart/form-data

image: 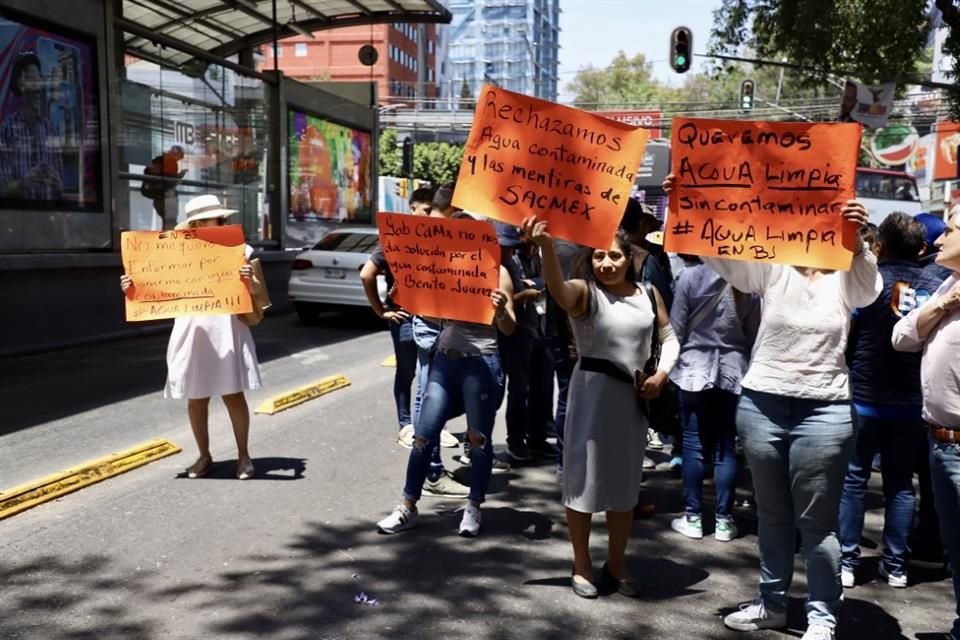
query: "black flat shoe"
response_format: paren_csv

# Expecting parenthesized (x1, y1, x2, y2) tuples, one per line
(571, 573, 598, 599)
(602, 562, 641, 598)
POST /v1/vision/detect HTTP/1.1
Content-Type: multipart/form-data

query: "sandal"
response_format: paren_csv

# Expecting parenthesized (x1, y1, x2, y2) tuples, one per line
(236, 457, 255, 480)
(187, 455, 213, 479)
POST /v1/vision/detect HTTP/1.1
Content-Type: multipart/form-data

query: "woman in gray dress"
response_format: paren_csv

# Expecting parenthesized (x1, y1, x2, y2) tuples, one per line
(522, 215, 679, 599)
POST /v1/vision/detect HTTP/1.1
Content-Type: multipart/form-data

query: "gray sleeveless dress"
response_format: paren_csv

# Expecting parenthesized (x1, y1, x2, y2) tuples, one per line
(563, 282, 655, 513)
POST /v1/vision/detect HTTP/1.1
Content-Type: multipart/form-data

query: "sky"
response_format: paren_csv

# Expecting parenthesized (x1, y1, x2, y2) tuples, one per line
(556, 0, 723, 101)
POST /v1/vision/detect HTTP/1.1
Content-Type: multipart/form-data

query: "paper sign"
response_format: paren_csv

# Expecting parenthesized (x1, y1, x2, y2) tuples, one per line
(935, 121, 960, 181)
(121, 225, 252, 322)
(839, 80, 896, 129)
(666, 118, 863, 270)
(453, 85, 649, 250)
(377, 213, 500, 324)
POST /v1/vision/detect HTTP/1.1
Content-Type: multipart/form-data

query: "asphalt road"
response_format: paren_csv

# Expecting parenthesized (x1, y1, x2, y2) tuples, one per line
(0, 312, 954, 639)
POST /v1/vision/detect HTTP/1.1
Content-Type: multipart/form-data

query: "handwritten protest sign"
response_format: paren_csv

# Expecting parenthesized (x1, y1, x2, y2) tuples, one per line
(453, 85, 649, 250)
(121, 225, 252, 322)
(377, 213, 500, 324)
(666, 118, 863, 270)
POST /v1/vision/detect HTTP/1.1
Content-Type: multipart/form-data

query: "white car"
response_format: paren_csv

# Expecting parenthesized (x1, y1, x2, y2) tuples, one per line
(287, 227, 387, 322)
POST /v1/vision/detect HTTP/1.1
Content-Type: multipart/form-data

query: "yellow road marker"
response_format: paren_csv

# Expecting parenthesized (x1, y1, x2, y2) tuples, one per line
(254, 374, 351, 415)
(0, 439, 181, 521)
(381, 355, 397, 367)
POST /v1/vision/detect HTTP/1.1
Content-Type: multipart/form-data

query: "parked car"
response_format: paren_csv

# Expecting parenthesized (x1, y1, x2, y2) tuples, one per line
(287, 227, 387, 322)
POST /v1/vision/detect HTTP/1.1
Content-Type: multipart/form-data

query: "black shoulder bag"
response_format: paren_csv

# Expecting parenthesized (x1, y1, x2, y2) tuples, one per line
(641, 284, 681, 437)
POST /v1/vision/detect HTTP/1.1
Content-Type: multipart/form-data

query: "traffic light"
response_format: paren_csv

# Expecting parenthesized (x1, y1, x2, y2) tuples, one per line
(740, 79, 755, 111)
(401, 137, 414, 178)
(670, 27, 692, 74)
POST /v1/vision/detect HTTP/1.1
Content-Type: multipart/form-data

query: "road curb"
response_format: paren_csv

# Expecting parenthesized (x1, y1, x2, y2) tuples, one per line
(254, 374, 351, 415)
(0, 439, 181, 521)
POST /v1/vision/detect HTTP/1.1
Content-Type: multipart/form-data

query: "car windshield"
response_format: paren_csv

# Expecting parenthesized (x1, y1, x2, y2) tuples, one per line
(313, 232, 379, 253)
(856, 171, 920, 202)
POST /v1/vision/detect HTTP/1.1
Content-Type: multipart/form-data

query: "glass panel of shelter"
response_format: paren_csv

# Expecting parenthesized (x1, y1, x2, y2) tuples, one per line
(118, 37, 271, 244)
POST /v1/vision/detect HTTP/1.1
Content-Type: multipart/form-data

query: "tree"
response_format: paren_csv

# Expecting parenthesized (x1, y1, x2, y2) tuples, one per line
(566, 52, 678, 108)
(378, 128, 401, 177)
(378, 128, 464, 185)
(711, 0, 930, 85)
(414, 142, 464, 186)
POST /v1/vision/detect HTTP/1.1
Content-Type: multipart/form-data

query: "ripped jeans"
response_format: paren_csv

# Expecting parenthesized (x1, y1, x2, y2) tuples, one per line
(403, 350, 504, 504)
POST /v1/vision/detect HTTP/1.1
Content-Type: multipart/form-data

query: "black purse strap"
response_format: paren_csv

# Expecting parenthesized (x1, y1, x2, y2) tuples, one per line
(642, 283, 661, 375)
(579, 356, 634, 385)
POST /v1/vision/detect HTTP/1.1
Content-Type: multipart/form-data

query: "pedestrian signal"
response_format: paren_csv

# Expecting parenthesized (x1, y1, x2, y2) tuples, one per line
(670, 27, 692, 74)
(740, 79, 755, 111)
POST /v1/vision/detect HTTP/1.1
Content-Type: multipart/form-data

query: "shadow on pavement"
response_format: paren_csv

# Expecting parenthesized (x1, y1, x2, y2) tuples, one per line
(0, 312, 381, 436)
(172, 457, 307, 481)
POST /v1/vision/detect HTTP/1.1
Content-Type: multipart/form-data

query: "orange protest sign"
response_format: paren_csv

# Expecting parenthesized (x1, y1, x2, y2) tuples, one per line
(121, 225, 253, 322)
(377, 213, 500, 324)
(453, 85, 649, 250)
(666, 118, 863, 270)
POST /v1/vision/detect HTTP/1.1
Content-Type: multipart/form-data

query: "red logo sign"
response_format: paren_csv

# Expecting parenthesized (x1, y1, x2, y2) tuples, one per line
(594, 111, 662, 139)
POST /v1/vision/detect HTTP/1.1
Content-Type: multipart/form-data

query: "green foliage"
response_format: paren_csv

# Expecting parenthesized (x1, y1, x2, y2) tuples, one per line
(414, 142, 464, 185)
(378, 128, 463, 185)
(711, 0, 929, 84)
(566, 52, 679, 107)
(378, 128, 401, 177)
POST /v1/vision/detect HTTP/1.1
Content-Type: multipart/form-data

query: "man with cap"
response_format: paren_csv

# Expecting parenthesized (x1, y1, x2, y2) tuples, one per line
(495, 221, 559, 463)
(917, 212, 954, 283)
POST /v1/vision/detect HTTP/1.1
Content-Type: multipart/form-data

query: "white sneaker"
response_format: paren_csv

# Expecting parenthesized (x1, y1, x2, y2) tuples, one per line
(879, 563, 908, 588)
(715, 517, 738, 542)
(424, 471, 470, 498)
(647, 428, 664, 450)
(671, 515, 703, 539)
(458, 504, 481, 537)
(841, 567, 855, 588)
(440, 429, 459, 448)
(801, 624, 835, 640)
(397, 425, 414, 448)
(723, 599, 787, 631)
(377, 504, 418, 534)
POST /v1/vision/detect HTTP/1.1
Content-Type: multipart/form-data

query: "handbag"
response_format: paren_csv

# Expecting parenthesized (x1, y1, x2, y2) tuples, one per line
(641, 283, 681, 437)
(239, 258, 271, 327)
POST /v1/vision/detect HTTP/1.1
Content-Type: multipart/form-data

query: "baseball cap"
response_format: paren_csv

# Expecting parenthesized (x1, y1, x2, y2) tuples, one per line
(492, 221, 523, 247)
(915, 213, 946, 248)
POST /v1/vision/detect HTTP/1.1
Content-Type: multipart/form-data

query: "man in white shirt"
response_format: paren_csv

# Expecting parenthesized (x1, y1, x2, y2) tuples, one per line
(892, 206, 960, 640)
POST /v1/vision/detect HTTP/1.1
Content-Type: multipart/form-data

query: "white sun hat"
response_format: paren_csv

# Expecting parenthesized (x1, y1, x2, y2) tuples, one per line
(175, 194, 238, 230)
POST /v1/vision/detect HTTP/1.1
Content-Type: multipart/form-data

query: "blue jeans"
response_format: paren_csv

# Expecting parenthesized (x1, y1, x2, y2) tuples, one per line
(838, 414, 920, 575)
(679, 389, 739, 519)
(549, 336, 575, 460)
(389, 319, 418, 429)
(412, 317, 445, 477)
(737, 390, 855, 629)
(929, 435, 960, 640)
(404, 351, 504, 504)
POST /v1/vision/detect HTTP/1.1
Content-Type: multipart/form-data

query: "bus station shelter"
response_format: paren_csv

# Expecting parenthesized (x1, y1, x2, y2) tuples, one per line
(0, 0, 450, 355)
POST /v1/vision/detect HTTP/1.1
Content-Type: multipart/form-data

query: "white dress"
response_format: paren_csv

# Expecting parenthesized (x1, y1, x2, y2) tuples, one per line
(163, 245, 263, 400)
(563, 283, 655, 513)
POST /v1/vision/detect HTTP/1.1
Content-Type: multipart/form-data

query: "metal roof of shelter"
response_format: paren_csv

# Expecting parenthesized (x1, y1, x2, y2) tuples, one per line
(119, 0, 452, 69)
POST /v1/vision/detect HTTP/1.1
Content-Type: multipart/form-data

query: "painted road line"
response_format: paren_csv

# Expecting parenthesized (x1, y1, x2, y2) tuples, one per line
(254, 374, 351, 415)
(381, 355, 396, 367)
(0, 439, 181, 521)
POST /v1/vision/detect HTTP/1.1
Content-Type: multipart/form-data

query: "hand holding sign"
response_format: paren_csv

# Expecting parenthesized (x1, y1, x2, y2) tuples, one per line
(665, 118, 862, 270)
(121, 225, 253, 322)
(453, 85, 649, 250)
(376, 213, 501, 324)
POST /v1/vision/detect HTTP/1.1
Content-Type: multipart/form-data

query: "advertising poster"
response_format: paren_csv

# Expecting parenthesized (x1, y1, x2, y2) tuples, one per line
(0, 12, 101, 209)
(288, 109, 373, 223)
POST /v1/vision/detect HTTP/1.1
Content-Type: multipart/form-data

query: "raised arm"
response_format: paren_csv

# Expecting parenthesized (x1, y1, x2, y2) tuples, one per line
(837, 200, 883, 310)
(493, 264, 517, 336)
(521, 216, 589, 318)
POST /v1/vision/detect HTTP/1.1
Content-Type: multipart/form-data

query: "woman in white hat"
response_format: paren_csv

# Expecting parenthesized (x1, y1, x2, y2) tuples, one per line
(121, 195, 262, 479)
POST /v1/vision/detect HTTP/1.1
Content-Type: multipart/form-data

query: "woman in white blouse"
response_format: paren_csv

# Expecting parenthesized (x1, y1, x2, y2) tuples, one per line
(664, 175, 882, 640)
